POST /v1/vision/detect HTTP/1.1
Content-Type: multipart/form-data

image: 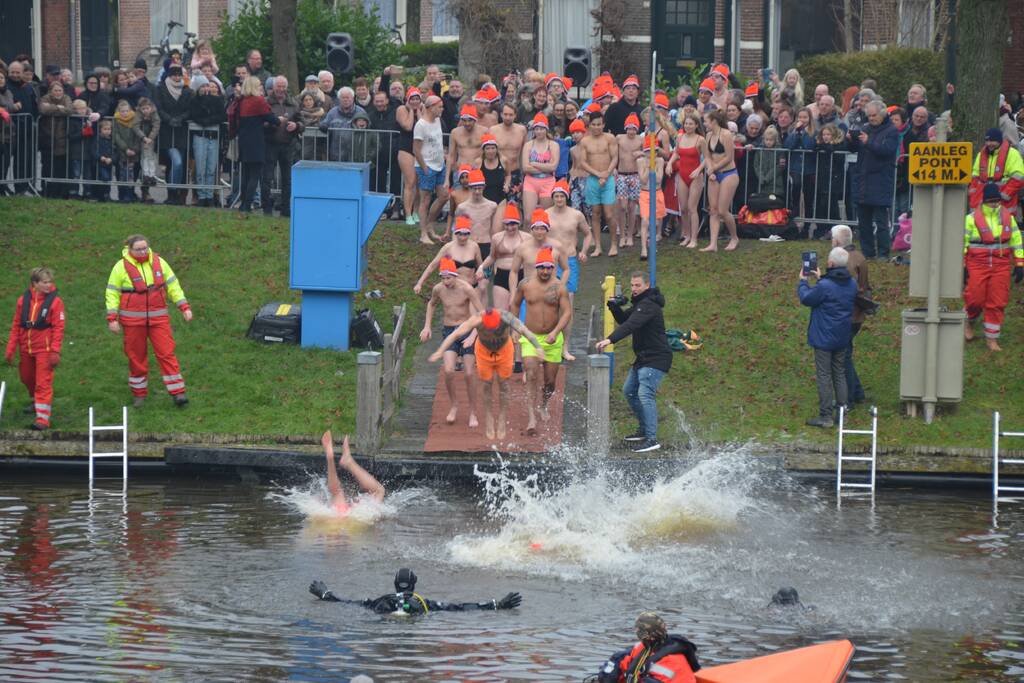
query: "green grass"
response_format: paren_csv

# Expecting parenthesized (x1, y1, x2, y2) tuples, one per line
(0, 198, 429, 438)
(601, 237, 1024, 450)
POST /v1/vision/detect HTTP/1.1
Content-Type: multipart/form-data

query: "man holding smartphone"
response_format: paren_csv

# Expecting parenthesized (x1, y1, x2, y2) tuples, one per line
(798, 247, 858, 428)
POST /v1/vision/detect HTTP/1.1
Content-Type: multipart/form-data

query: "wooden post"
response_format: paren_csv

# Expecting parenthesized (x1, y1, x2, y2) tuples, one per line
(356, 351, 383, 454)
(587, 354, 611, 455)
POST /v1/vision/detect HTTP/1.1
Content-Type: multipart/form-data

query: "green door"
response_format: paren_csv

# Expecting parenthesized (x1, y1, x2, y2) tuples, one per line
(653, 0, 716, 84)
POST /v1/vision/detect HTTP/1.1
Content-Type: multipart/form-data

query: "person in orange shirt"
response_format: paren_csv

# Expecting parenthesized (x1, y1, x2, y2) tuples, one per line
(5, 267, 65, 430)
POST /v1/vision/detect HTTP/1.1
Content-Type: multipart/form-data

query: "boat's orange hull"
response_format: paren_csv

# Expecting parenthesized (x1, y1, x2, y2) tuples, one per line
(696, 639, 854, 683)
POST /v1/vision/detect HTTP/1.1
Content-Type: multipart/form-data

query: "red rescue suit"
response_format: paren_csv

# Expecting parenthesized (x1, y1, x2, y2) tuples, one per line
(969, 140, 1024, 210)
(6, 288, 65, 427)
(105, 250, 190, 397)
(614, 639, 698, 683)
(964, 205, 1024, 340)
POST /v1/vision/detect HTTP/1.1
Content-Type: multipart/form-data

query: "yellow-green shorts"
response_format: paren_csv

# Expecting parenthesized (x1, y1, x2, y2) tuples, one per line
(520, 330, 563, 363)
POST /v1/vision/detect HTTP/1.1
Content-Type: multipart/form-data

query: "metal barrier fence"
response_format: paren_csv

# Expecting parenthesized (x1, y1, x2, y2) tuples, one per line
(0, 113, 38, 194)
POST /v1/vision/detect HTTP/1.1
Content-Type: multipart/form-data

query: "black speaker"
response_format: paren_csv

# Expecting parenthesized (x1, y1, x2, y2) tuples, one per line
(563, 47, 592, 89)
(326, 32, 354, 74)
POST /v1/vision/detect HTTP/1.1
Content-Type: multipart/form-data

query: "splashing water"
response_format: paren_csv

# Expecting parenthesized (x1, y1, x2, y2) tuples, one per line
(268, 479, 433, 528)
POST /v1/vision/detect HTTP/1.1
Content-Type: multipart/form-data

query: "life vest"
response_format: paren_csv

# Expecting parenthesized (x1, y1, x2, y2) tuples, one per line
(119, 253, 169, 319)
(622, 636, 700, 683)
(20, 289, 59, 330)
(971, 206, 1013, 244)
(979, 140, 1010, 183)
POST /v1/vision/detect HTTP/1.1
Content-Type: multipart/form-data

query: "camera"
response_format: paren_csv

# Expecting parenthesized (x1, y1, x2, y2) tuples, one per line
(801, 251, 818, 276)
(609, 294, 629, 307)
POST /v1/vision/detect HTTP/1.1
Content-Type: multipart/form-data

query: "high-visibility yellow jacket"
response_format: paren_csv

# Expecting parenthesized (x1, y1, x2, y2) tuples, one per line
(964, 204, 1024, 266)
(105, 247, 188, 323)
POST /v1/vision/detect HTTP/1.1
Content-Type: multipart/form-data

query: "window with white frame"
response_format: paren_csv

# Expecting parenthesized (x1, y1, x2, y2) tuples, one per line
(898, 0, 934, 49)
(433, 0, 459, 41)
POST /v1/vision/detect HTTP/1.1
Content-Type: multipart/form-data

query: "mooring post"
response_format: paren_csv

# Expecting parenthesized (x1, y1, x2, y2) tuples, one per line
(356, 351, 383, 454)
(587, 354, 611, 454)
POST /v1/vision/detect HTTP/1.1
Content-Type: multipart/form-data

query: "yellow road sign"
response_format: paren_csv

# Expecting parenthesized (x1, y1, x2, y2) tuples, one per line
(908, 142, 972, 185)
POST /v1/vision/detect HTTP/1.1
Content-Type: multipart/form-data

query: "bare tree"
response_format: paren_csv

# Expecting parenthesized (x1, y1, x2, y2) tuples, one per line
(270, 0, 299, 92)
(952, 0, 1007, 147)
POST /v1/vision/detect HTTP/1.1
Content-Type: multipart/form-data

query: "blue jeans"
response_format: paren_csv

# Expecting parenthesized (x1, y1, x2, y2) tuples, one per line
(856, 204, 890, 258)
(166, 148, 184, 185)
(623, 366, 667, 440)
(192, 135, 218, 200)
(845, 324, 864, 403)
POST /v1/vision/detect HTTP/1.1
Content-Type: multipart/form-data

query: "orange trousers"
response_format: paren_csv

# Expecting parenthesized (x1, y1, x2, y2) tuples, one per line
(964, 253, 1012, 339)
(19, 352, 56, 426)
(123, 323, 186, 396)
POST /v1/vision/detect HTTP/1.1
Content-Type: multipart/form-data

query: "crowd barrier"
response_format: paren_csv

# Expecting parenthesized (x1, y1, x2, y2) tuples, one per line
(2, 114, 898, 228)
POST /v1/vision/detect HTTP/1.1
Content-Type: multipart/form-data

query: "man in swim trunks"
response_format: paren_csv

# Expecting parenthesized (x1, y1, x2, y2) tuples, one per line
(420, 257, 482, 427)
(322, 430, 386, 516)
(454, 169, 500, 261)
(444, 103, 485, 192)
(430, 308, 542, 441)
(512, 247, 572, 435)
(310, 568, 522, 614)
(547, 180, 592, 360)
(579, 111, 620, 257)
(616, 113, 643, 248)
(492, 102, 527, 191)
(508, 209, 570, 302)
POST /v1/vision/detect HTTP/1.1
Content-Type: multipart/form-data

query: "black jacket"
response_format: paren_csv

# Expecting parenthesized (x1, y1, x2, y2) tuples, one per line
(604, 97, 645, 136)
(607, 286, 672, 372)
(189, 92, 226, 129)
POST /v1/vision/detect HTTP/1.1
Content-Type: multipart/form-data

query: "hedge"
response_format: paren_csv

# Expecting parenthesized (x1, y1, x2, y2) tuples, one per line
(401, 41, 458, 69)
(794, 47, 944, 111)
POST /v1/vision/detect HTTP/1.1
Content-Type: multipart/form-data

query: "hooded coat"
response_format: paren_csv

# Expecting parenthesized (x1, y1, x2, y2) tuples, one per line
(798, 266, 857, 350)
(607, 286, 673, 373)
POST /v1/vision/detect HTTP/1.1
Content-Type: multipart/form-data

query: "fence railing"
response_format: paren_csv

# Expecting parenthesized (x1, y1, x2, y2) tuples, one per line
(355, 303, 408, 455)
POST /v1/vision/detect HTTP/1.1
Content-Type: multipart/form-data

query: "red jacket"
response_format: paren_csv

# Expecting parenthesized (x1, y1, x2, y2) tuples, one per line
(616, 639, 697, 683)
(6, 289, 65, 358)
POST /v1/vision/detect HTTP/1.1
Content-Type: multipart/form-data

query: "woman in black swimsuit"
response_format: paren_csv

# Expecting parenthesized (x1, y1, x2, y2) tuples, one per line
(396, 88, 423, 225)
(701, 109, 740, 252)
(481, 133, 511, 217)
(476, 204, 528, 312)
(413, 217, 485, 305)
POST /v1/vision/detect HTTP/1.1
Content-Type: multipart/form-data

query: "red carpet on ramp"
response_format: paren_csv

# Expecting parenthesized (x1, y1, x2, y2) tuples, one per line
(422, 366, 566, 453)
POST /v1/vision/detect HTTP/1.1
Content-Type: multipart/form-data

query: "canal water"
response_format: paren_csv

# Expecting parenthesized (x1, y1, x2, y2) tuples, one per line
(1, 449, 1022, 681)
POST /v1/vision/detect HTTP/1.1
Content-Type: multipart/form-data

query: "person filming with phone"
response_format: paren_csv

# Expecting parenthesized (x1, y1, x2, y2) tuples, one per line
(798, 248, 857, 428)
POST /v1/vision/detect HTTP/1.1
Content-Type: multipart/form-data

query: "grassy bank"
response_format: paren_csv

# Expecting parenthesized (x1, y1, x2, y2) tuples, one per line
(0, 198, 427, 437)
(601, 236, 1024, 450)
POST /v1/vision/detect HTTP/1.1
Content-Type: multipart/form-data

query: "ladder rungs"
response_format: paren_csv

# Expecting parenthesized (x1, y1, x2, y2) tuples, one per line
(90, 452, 127, 458)
(91, 426, 126, 432)
(840, 456, 874, 462)
(1000, 431, 1024, 437)
(841, 429, 874, 435)
(996, 485, 1024, 492)
(839, 483, 873, 489)
(998, 458, 1024, 465)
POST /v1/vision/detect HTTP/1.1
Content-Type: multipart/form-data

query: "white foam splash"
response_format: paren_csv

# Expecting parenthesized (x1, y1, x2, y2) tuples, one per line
(268, 479, 434, 526)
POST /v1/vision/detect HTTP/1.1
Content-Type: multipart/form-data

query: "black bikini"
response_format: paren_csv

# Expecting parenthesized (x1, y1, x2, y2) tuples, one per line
(454, 258, 478, 270)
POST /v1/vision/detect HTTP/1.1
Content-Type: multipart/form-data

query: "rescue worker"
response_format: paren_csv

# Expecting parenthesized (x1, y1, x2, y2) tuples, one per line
(5, 267, 65, 430)
(308, 569, 522, 615)
(963, 183, 1024, 352)
(597, 612, 700, 683)
(105, 235, 192, 407)
(968, 128, 1024, 211)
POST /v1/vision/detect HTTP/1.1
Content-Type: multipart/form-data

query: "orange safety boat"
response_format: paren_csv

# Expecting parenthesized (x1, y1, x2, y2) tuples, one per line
(696, 640, 854, 683)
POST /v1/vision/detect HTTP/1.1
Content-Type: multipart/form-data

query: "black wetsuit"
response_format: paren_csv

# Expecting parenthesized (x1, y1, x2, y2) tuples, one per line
(322, 590, 502, 614)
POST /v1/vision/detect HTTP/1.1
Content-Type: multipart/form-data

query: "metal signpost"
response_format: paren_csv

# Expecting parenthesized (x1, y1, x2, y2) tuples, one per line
(899, 118, 971, 423)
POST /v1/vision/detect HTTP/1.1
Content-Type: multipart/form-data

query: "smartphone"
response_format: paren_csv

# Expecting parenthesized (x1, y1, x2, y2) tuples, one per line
(802, 251, 818, 276)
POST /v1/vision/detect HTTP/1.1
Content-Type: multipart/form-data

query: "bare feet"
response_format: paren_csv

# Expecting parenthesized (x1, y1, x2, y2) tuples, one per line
(686, 241, 698, 249)
(419, 236, 434, 246)
(699, 244, 717, 252)
(526, 415, 537, 436)
(446, 406, 457, 425)
(589, 249, 602, 258)
(485, 414, 496, 440)
(724, 239, 739, 251)
(338, 435, 355, 469)
(987, 338, 1002, 352)
(496, 419, 507, 440)
(563, 350, 576, 361)
(964, 325, 975, 341)
(608, 247, 618, 257)
(539, 405, 550, 422)
(468, 413, 479, 428)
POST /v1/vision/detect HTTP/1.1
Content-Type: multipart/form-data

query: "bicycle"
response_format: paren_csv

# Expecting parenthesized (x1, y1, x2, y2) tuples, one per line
(134, 21, 197, 80)
(388, 23, 406, 48)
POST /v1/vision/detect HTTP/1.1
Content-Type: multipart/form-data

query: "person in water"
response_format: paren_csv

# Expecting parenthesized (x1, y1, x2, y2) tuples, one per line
(322, 430, 385, 515)
(309, 568, 522, 615)
(596, 612, 700, 683)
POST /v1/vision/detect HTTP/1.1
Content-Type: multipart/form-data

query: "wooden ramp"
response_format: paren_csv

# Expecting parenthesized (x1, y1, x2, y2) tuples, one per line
(422, 367, 566, 453)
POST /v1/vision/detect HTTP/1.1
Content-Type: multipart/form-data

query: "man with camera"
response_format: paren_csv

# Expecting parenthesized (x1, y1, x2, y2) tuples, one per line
(596, 272, 672, 453)
(798, 248, 858, 428)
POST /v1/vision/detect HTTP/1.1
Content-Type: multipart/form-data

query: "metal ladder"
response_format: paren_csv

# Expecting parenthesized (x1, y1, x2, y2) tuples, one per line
(88, 406, 128, 489)
(992, 411, 1024, 500)
(0, 381, 6, 422)
(836, 405, 878, 494)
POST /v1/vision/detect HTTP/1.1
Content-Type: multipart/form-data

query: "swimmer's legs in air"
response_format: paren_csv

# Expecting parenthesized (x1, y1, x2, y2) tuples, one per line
(322, 430, 387, 506)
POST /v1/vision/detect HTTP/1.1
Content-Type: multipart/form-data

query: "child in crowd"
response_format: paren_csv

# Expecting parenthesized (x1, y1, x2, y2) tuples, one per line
(298, 91, 325, 160)
(137, 97, 160, 203)
(815, 123, 847, 230)
(4, 267, 65, 431)
(94, 119, 115, 201)
(188, 75, 226, 207)
(635, 135, 666, 260)
(568, 119, 590, 221)
(66, 99, 98, 198)
(112, 99, 141, 202)
(350, 111, 378, 172)
(753, 125, 786, 196)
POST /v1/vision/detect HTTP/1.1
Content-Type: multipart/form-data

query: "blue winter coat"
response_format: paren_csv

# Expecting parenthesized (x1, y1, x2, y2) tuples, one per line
(783, 128, 817, 176)
(850, 115, 899, 207)
(798, 266, 857, 351)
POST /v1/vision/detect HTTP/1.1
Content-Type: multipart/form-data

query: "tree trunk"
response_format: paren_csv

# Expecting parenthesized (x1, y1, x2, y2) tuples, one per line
(270, 0, 299, 93)
(951, 0, 1007, 148)
(843, 0, 855, 52)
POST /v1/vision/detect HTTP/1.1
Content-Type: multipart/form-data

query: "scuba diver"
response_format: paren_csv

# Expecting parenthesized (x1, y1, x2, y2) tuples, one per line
(309, 568, 522, 615)
(770, 586, 802, 607)
(594, 612, 700, 683)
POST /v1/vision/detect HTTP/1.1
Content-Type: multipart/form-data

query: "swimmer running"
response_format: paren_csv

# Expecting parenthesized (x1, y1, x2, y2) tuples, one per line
(322, 430, 385, 515)
(309, 568, 522, 614)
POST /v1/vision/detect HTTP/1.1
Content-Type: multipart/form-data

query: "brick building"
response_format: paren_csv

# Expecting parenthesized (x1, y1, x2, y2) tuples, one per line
(418, 0, 1024, 94)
